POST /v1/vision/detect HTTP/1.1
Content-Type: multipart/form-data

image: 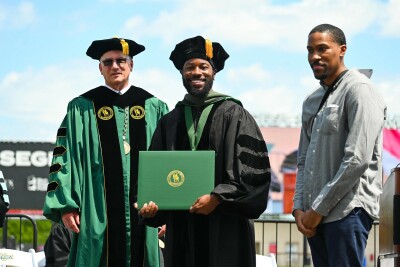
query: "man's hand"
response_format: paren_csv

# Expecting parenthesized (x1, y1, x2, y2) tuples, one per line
(293, 209, 316, 238)
(62, 211, 80, 233)
(135, 201, 158, 218)
(158, 224, 166, 238)
(302, 209, 323, 230)
(189, 194, 220, 215)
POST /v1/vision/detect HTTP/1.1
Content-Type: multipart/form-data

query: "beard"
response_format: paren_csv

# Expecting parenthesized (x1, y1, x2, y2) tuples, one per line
(182, 75, 214, 97)
(310, 62, 328, 81)
(313, 72, 328, 81)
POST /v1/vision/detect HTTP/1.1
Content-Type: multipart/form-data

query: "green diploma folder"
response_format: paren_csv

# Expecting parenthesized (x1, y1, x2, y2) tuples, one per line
(137, 151, 215, 210)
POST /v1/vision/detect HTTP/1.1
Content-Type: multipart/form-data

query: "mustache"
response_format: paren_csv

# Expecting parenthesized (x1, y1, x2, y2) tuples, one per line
(310, 62, 325, 67)
(186, 78, 206, 82)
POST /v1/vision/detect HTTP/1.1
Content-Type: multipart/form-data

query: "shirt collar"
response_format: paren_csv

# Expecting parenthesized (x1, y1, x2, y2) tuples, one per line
(104, 84, 131, 95)
(319, 69, 349, 91)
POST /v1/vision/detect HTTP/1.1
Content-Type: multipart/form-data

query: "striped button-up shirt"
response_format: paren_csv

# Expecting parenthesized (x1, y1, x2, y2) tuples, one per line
(293, 68, 387, 223)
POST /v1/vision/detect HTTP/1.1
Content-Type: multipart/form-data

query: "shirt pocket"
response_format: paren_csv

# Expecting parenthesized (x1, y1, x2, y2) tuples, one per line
(320, 105, 339, 135)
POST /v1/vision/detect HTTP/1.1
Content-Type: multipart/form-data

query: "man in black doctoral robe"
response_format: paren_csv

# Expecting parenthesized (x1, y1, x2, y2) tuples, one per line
(137, 35, 271, 267)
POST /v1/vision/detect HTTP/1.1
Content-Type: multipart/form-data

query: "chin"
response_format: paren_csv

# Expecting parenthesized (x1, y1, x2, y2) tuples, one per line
(189, 88, 210, 97)
(314, 73, 327, 81)
(182, 76, 213, 97)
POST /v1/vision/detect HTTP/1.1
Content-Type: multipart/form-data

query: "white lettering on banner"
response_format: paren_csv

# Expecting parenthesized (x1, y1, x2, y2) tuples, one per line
(16, 151, 30, 166)
(6, 179, 14, 190)
(0, 150, 53, 167)
(0, 150, 15, 167)
(27, 175, 48, 192)
(31, 151, 50, 167)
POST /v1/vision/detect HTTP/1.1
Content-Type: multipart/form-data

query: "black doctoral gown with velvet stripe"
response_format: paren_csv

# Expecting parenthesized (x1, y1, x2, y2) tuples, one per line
(145, 99, 271, 267)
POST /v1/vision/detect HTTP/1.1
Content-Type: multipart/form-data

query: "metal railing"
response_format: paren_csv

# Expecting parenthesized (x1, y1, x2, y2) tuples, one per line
(1, 214, 38, 251)
(0, 213, 381, 265)
(255, 214, 379, 267)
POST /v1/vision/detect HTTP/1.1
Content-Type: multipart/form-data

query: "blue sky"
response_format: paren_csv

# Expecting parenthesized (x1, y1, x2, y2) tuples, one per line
(0, 0, 399, 141)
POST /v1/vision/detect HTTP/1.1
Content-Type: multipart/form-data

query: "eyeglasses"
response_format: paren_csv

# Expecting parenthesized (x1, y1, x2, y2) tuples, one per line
(101, 57, 131, 67)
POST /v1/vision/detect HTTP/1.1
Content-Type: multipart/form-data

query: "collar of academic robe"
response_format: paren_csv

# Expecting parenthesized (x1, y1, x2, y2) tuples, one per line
(80, 85, 153, 108)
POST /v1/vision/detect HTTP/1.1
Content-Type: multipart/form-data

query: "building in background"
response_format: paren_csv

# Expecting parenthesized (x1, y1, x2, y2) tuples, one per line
(258, 125, 400, 214)
(260, 127, 300, 214)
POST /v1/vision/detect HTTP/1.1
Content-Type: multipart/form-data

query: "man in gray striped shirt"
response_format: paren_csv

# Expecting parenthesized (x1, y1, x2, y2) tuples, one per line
(293, 24, 386, 267)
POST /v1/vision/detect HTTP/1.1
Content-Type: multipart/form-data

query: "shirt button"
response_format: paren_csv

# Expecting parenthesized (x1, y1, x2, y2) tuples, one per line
(317, 129, 320, 132)
(310, 171, 313, 174)
(313, 150, 315, 153)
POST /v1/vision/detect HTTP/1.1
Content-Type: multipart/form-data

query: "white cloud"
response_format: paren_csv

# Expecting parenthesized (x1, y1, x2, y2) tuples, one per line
(1, 71, 23, 86)
(226, 64, 271, 84)
(0, 2, 36, 29)
(223, 64, 316, 116)
(2, 63, 98, 121)
(121, 0, 385, 51)
(376, 77, 400, 115)
(380, 0, 400, 37)
(0, 61, 183, 141)
(298, 72, 321, 90)
(132, 68, 183, 110)
(121, 16, 146, 35)
(0, 60, 101, 141)
(237, 86, 302, 115)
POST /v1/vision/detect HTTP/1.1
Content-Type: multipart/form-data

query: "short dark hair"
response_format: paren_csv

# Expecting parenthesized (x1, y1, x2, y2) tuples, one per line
(309, 24, 346, 45)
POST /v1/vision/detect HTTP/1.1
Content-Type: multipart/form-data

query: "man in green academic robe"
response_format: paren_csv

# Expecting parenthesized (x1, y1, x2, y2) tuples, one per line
(137, 36, 271, 267)
(43, 37, 168, 267)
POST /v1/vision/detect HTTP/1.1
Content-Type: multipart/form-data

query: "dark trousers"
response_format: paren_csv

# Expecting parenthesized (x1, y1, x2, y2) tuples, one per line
(307, 208, 373, 267)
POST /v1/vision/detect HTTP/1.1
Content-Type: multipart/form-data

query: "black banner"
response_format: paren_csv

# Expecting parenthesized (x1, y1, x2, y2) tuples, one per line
(0, 142, 54, 211)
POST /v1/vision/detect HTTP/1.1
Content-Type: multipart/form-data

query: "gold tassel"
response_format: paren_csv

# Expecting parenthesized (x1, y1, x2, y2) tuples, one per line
(205, 39, 213, 59)
(119, 38, 130, 56)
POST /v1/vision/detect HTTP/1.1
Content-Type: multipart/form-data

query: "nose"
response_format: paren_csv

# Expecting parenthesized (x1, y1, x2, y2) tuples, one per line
(191, 66, 202, 75)
(110, 60, 120, 68)
(309, 52, 321, 63)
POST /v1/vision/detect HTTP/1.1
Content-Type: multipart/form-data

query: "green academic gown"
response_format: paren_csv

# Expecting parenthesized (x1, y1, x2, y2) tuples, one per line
(43, 86, 169, 267)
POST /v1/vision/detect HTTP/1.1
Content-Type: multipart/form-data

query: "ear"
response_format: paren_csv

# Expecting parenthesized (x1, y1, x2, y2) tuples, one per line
(130, 60, 134, 72)
(212, 71, 217, 80)
(339, 44, 347, 57)
(99, 62, 103, 75)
